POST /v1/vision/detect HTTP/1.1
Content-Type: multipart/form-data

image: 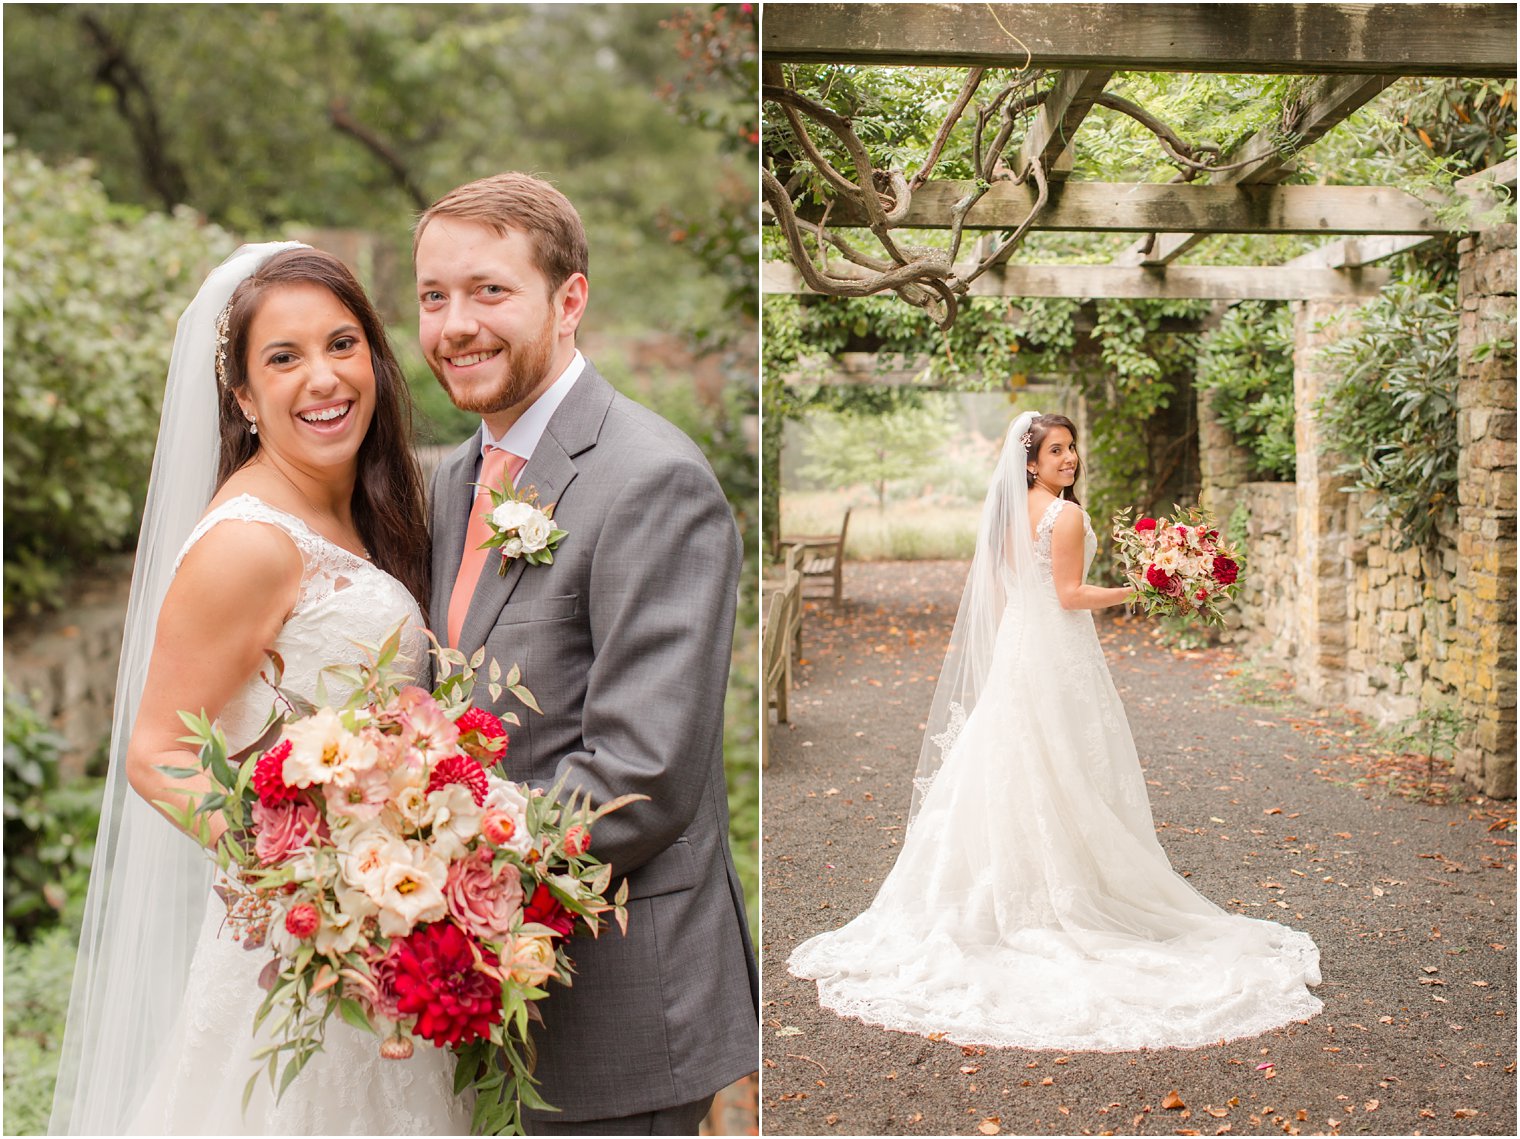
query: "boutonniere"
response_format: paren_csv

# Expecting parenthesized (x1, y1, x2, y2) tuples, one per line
(477, 481, 568, 574)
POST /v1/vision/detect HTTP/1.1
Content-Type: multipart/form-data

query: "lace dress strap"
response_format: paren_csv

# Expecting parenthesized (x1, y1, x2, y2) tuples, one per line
(174, 494, 368, 612)
(1034, 498, 1067, 558)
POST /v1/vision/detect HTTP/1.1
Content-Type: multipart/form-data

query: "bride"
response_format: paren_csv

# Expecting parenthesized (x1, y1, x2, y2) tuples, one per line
(49, 245, 470, 1134)
(788, 410, 1323, 1051)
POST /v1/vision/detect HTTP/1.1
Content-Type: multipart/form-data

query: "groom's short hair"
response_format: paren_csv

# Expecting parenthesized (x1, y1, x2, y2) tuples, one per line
(413, 172, 589, 291)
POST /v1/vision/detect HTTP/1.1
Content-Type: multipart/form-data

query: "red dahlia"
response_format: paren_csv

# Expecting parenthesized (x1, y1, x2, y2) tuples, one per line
(455, 707, 509, 764)
(1135, 517, 1158, 532)
(1144, 564, 1176, 591)
(1211, 556, 1239, 585)
(426, 754, 489, 806)
(524, 883, 576, 941)
(389, 923, 501, 1048)
(252, 740, 298, 807)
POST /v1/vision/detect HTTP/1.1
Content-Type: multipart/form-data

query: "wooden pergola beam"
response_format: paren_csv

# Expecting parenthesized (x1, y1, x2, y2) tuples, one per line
(763, 260, 1391, 301)
(1275, 159, 1517, 270)
(1122, 72, 1399, 267)
(1014, 69, 1113, 181)
(763, 4, 1517, 77)
(786, 180, 1448, 234)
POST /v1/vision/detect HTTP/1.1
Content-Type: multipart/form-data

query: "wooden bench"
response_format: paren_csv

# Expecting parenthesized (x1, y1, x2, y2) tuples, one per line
(781, 507, 851, 609)
(762, 564, 804, 766)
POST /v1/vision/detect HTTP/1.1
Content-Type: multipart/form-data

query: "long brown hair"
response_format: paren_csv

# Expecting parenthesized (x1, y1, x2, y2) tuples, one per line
(1024, 413, 1083, 505)
(215, 248, 431, 616)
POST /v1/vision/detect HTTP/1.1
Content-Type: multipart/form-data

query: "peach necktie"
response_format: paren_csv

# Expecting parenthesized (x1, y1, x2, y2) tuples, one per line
(448, 445, 527, 647)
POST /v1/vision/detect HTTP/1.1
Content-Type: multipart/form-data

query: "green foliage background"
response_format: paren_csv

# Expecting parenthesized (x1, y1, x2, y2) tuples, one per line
(763, 66, 1514, 568)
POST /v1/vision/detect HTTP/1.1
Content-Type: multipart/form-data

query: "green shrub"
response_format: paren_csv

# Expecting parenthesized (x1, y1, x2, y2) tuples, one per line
(4, 925, 77, 1135)
(1314, 273, 1462, 550)
(3, 145, 235, 617)
(3, 688, 103, 943)
(1197, 301, 1297, 480)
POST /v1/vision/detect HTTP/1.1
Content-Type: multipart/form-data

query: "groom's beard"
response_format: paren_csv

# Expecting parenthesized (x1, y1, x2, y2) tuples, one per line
(431, 310, 556, 416)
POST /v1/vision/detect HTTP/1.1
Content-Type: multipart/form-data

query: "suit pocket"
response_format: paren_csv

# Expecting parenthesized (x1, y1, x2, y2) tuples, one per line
(623, 836, 698, 900)
(493, 593, 579, 626)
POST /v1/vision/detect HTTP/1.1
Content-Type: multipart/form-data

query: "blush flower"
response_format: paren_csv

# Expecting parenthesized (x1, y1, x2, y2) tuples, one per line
(281, 708, 353, 788)
(252, 799, 324, 866)
(390, 686, 459, 766)
(445, 846, 525, 942)
(500, 929, 558, 988)
(376, 842, 450, 938)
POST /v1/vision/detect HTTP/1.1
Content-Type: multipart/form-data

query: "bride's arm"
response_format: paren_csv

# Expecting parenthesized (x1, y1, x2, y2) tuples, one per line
(125, 521, 301, 844)
(1050, 504, 1131, 611)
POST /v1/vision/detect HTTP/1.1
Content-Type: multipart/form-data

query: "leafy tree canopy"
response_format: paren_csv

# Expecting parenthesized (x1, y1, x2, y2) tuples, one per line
(4, 3, 744, 334)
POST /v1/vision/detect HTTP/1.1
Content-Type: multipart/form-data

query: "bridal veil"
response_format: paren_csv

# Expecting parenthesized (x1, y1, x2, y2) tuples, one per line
(49, 242, 306, 1135)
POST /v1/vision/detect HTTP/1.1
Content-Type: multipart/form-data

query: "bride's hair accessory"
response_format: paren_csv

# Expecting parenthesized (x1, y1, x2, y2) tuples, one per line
(214, 298, 234, 386)
(1020, 428, 1035, 452)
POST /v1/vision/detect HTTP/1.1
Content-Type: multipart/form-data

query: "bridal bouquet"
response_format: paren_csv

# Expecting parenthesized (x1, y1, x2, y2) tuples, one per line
(1111, 504, 1242, 625)
(161, 626, 641, 1135)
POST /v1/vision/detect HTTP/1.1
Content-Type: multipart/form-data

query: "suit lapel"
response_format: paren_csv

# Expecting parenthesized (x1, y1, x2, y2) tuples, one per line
(455, 363, 616, 654)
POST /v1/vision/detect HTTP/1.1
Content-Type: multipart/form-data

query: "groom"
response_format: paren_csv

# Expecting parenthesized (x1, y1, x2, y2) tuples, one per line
(415, 173, 758, 1134)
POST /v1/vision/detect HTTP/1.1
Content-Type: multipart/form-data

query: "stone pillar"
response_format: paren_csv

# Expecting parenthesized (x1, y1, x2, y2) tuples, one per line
(1290, 300, 1359, 702)
(1452, 224, 1517, 798)
(1197, 384, 1255, 510)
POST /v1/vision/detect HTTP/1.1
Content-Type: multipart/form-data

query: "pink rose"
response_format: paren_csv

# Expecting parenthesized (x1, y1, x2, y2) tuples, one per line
(252, 799, 324, 866)
(444, 846, 524, 942)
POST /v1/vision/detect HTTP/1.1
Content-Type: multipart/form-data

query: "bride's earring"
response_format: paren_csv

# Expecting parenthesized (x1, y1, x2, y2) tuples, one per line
(247, 415, 258, 436)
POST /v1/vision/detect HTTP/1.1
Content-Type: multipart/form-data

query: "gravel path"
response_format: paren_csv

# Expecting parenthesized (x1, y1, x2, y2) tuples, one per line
(762, 561, 1516, 1137)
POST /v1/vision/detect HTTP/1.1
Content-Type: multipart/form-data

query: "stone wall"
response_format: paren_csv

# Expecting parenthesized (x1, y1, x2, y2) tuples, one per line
(1197, 227, 1517, 797)
(3, 559, 133, 779)
(1450, 224, 1518, 796)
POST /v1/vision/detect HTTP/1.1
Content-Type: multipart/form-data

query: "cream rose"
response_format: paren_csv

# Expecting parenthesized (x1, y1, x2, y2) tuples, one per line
(516, 511, 552, 553)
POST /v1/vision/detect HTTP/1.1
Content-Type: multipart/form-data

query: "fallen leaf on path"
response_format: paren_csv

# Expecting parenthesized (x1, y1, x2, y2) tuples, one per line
(1453, 1108, 1479, 1118)
(1364, 1100, 1379, 1112)
(775, 1026, 803, 1037)
(1163, 1091, 1186, 1110)
(1041, 1077, 1054, 1086)
(1204, 1107, 1229, 1118)
(978, 1118, 1002, 1135)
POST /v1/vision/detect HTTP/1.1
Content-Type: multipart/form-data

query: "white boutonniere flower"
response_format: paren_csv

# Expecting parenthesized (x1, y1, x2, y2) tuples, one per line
(477, 480, 567, 574)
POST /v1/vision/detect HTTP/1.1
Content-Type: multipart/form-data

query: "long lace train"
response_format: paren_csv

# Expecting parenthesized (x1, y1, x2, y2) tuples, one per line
(788, 501, 1322, 1051)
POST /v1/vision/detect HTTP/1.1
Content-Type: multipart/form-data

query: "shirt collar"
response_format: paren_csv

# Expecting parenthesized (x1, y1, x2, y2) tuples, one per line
(480, 350, 585, 461)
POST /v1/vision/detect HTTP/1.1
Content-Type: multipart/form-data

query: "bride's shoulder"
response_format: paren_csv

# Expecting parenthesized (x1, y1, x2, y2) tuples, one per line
(177, 495, 307, 575)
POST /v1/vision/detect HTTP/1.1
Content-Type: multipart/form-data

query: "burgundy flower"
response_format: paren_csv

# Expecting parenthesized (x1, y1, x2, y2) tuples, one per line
(252, 740, 298, 807)
(1144, 564, 1176, 592)
(388, 922, 502, 1048)
(455, 708, 509, 765)
(1211, 556, 1239, 586)
(426, 754, 489, 806)
(523, 883, 576, 942)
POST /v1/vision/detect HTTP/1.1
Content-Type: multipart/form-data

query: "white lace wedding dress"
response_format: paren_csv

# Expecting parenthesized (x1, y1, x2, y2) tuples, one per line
(788, 499, 1323, 1051)
(126, 496, 470, 1135)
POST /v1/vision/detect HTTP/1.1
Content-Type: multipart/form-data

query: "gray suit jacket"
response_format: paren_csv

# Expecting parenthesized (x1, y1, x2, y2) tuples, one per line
(428, 362, 758, 1121)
